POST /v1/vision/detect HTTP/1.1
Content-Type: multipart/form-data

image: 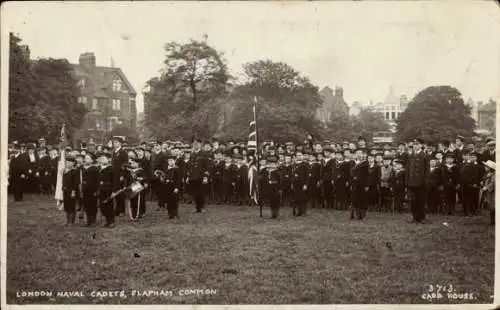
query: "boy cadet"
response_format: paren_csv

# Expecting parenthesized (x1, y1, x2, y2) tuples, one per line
(334, 151, 349, 210)
(322, 146, 335, 209)
(81, 153, 99, 226)
(391, 159, 406, 213)
(292, 150, 309, 216)
(212, 149, 225, 204)
(426, 157, 442, 214)
(265, 155, 282, 218)
(98, 152, 115, 228)
(379, 155, 393, 212)
(351, 148, 369, 220)
(459, 150, 482, 216)
(308, 153, 322, 209)
(441, 152, 459, 215)
(279, 154, 293, 207)
(62, 156, 79, 226)
(164, 154, 181, 219)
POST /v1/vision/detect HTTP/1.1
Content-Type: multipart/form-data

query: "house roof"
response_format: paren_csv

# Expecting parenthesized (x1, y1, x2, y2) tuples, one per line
(70, 63, 137, 96)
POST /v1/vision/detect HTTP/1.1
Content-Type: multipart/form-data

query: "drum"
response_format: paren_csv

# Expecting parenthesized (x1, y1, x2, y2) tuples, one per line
(125, 181, 144, 199)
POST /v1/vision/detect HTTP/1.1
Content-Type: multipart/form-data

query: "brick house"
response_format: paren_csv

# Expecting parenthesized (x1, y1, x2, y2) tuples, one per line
(71, 52, 137, 145)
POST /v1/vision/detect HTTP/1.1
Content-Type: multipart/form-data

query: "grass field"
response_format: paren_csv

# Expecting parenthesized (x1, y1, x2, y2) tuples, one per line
(7, 194, 495, 304)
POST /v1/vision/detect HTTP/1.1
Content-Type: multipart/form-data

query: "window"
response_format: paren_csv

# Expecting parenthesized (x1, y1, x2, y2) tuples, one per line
(112, 99, 121, 111)
(78, 78, 85, 89)
(385, 112, 390, 120)
(391, 112, 396, 120)
(112, 79, 122, 92)
(92, 98, 98, 110)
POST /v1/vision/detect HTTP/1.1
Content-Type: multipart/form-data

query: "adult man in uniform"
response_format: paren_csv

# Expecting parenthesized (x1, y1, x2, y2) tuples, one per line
(112, 136, 128, 217)
(264, 155, 282, 218)
(405, 138, 429, 223)
(188, 139, 210, 212)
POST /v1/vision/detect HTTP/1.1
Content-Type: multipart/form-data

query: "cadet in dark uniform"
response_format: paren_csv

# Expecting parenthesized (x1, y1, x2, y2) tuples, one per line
(292, 151, 309, 216)
(10, 147, 27, 201)
(188, 139, 210, 213)
(426, 158, 442, 214)
(308, 153, 322, 209)
(322, 146, 335, 209)
(334, 151, 350, 210)
(63, 156, 79, 225)
(459, 151, 482, 216)
(38, 148, 52, 195)
(441, 152, 459, 215)
(351, 148, 369, 220)
(111, 137, 129, 217)
(279, 154, 293, 207)
(366, 153, 381, 211)
(98, 152, 115, 228)
(265, 155, 282, 218)
(405, 138, 429, 223)
(81, 153, 99, 226)
(126, 154, 146, 221)
(212, 150, 225, 204)
(164, 154, 181, 219)
(391, 159, 406, 213)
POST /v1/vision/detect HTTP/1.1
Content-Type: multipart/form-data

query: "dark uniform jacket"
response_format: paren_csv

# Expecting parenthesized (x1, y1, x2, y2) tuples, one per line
(351, 160, 369, 192)
(98, 165, 114, 193)
(82, 165, 99, 196)
(405, 150, 428, 188)
(459, 162, 482, 186)
(441, 164, 459, 188)
(112, 148, 128, 190)
(426, 166, 442, 188)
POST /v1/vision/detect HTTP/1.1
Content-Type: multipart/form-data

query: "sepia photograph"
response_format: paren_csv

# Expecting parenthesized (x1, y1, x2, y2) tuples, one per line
(1, 0, 499, 306)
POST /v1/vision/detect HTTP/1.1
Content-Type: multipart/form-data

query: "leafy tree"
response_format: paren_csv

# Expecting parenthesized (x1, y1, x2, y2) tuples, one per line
(9, 33, 86, 144)
(396, 86, 476, 143)
(321, 111, 355, 142)
(351, 108, 390, 142)
(221, 60, 323, 143)
(144, 38, 231, 141)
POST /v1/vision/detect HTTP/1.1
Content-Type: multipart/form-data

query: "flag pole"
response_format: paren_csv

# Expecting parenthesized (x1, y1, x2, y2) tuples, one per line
(254, 96, 262, 218)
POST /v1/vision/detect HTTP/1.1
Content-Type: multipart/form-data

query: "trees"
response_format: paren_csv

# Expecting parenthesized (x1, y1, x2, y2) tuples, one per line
(395, 86, 476, 143)
(320, 108, 389, 142)
(221, 60, 323, 143)
(144, 38, 231, 141)
(8, 33, 86, 143)
(351, 108, 390, 142)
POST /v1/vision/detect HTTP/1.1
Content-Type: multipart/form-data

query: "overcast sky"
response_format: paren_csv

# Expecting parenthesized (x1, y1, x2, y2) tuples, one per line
(3, 1, 500, 113)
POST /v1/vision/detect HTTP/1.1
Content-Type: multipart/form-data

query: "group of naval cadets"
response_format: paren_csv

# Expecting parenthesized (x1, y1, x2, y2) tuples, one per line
(7, 134, 497, 227)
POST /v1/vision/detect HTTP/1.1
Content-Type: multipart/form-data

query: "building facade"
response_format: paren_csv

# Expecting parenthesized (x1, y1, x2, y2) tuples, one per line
(316, 86, 349, 125)
(476, 99, 497, 134)
(370, 87, 408, 132)
(71, 52, 137, 144)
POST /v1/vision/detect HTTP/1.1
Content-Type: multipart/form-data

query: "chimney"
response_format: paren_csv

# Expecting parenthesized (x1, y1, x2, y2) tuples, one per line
(334, 86, 343, 98)
(19, 45, 30, 61)
(79, 52, 96, 69)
